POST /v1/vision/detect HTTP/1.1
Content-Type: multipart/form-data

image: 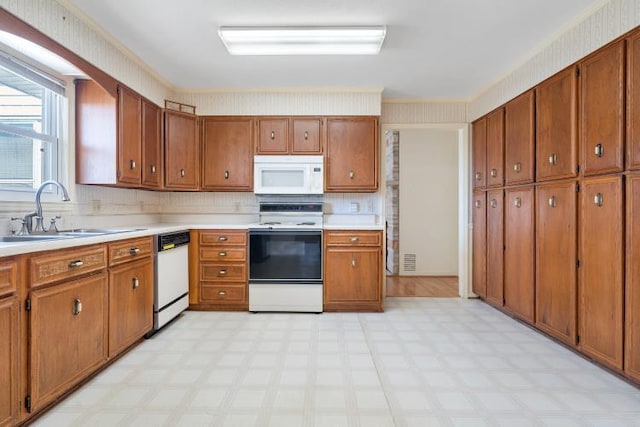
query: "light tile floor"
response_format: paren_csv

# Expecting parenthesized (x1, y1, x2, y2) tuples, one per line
(34, 298, 640, 427)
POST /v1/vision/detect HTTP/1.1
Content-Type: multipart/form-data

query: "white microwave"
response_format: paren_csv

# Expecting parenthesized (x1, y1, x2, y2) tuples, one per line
(254, 155, 324, 195)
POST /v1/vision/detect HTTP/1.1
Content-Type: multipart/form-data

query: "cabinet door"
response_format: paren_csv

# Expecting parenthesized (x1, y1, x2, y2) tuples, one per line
(505, 90, 535, 185)
(0, 296, 19, 426)
(486, 189, 504, 306)
(165, 110, 198, 189)
(579, 175, 624, 370)
(472, 192, 487, 298)
(117, 85, 142, 185)
(504, 186, 534, 323)
(201, 117, 253, 191)
(109, 258, 153, 357)
(291, 117, 323, 154)
(625, 174, 640, 381)
(580, 40, 625, 176)
(141, 99, 163, 188)
(324, 247, 381, 309)
(30, 273, 108, 412)
(472, 118, 487, 189)
(536, 66, 578, 181)
(628, 30, 640, 170)
(486, 108, 504, 188)
(535, 181, 577, 345)
(256, 118, 288, 154)
(325, 117, 378, 192)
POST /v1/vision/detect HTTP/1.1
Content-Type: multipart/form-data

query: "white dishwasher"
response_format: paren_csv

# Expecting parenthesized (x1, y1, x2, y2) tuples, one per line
(153, 231, 190, 331)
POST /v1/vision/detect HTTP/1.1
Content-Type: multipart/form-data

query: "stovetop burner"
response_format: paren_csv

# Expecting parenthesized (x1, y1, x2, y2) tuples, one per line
(256, 201, 324, 230)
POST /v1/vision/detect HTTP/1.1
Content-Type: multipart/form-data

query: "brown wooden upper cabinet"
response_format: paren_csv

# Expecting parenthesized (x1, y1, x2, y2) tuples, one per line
(580, 39, 625, 176)
(628, 30, 640, 170)
(325, 117, 378, 192)
(472, 118, 487, 189)
(536, 66, 578, 181)
(486, 108, 505, 188)
(201, 117, 254, 191)
(505, 90, 535, 185)
(579, 175, 624, 370)
(256, 117, 323, 154)
(472, 191, 487, 298)
(164, 110, 199, 190)
(141, 99, 163, 189)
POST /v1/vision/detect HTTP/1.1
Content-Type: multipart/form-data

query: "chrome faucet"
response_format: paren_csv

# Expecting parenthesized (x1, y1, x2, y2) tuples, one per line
(30, 180, 71, 233)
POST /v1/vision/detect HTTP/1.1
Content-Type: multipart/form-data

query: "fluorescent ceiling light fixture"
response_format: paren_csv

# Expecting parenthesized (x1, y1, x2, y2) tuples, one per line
(218, 26, 386, 55)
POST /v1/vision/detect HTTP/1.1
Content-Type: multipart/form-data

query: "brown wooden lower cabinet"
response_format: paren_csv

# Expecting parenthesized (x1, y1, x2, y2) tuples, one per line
(108, 258, 153, 357)
(504, 186, 535, 323)
(579, 175, 624, 370)
(626, 173, 640, 381)
(535, 180, 578, 345)
(0, 295, 19, 426)
(472, 191, 487, 298)
(324, 230, 383, 311)
(29, 272, 108, 412)
(486, 189, 504, 306)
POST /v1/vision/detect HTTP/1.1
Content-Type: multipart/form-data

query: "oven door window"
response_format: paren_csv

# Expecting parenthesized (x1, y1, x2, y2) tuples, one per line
(249, 231, 322, 283)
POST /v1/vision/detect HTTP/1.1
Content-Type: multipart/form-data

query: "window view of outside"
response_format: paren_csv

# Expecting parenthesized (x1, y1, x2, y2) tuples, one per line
(0, 58, 63, 190)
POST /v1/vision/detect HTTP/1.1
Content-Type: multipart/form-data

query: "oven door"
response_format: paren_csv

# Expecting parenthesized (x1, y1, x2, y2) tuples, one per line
(249, 229, 322, 283)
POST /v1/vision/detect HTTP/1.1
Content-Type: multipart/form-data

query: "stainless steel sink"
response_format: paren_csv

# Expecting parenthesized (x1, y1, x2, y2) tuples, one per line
(0, 234, 74, 242)
(1, 228, 146, 243)
(59, 228, 146, 235)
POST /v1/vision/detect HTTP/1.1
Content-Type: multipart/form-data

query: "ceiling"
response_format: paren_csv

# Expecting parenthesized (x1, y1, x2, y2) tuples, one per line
(63, 0, 603, 100)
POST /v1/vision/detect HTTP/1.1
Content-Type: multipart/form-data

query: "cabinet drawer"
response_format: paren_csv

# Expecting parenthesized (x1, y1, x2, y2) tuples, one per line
(108, 237, 153, 266)
(200, 284, 246, 303)
(0, 258, 18, 297)
(325, 231, 382, 246)
(200, 231, 246, 246)
(200, 247, 246, 262)
(30, 245, 107, 288)
(201, 263, 246, 282)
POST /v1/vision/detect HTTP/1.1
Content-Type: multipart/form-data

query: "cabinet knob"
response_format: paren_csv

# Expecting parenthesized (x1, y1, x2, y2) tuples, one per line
(594, 192, 604, 207)
(304, 131, 309, 140)
(180, 168, 186, 178)
(219, 269, 227, 276)
(475, 200, 481, 208)
(350, 236, 359, 242)
(270, 130, 275, 140)
(513, 162, 521, 173)
(218, 236, 228, 242)
(490, 168, 498, 178)
(474, 172, 482, 181)
(594, 143, 604, 158)
(132, 277, 140, 289)
(549, 153, 557, 165)
(129, 159, 136, 170)
(548, 196, 557, 208)
(218, 290, 227, 296)
(490, 199, 497, 209)
(72, 298, 82, 316)
(68, 260, 84, 268)
(219, 251, 227, 257)
(150, 165, 156, 174)
(129, 247, 140, 256)
(224, 170, 229, 180)
(514, 197, 522, 208)
(351, 257, 356, 268)
(349, 171, 355, 179)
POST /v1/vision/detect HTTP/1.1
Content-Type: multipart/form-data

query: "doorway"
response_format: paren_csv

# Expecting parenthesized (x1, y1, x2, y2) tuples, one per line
(383, 124, 470, 298)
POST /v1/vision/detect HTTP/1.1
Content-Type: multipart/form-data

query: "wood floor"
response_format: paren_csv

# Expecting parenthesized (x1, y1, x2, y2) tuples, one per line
(386, 275, 459, 297)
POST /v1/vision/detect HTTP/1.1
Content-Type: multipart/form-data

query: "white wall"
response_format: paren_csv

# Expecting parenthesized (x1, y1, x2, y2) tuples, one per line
(399, 129, 458, 276)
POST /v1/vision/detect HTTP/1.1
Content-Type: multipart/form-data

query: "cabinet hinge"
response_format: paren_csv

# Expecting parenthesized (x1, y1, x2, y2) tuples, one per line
(576, 259, 581, 268)
(577, 335, 581, 344)
(576, 183, 580, 192)
(25, 395, 31, 412)
(503, 245, 506, 251)
(576, 66, 581, 77)
(25, 299, 31, 312)
(576, 165, 580, 173)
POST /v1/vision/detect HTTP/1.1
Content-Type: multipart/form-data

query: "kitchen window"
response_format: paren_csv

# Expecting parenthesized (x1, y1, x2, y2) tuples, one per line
(0, 51, 65, 191)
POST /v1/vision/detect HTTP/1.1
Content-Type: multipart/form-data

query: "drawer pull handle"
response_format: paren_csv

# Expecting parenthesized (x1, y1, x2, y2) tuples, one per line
(68, 260, 84, 268)
(180, 168, 186, 178)
(513, 162, 521, 173)
(270, 130, 275, 140)
(475, 200, 481, 208)
(351, 257, 356, 268)
(219, 269, 227, 276)
(548, 196, 557, 208)
(72, 298, 82, 316)
(219, 251, 227, 257)
(218, 236, 228, 242)
(349, 170, 355, 179)
(490, 199, 497, 209)
(549, 153, 557, 165)
(304, 131, 309, 140)
(130, 247, 140, 256)
(218, 290, 226, 296)
(514, 197, 522, 208)
(490, 168, 498, 178)
(224, 170, 229, 180)
(474, 172, 482, 181)
(594, 192, 604, 207)
(150, 165, 156, 174)
(594, 143, 604, 157)
(350, 236, 359, 242)
(129, 159, 136, 170)
(132, 277, 140, 289)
